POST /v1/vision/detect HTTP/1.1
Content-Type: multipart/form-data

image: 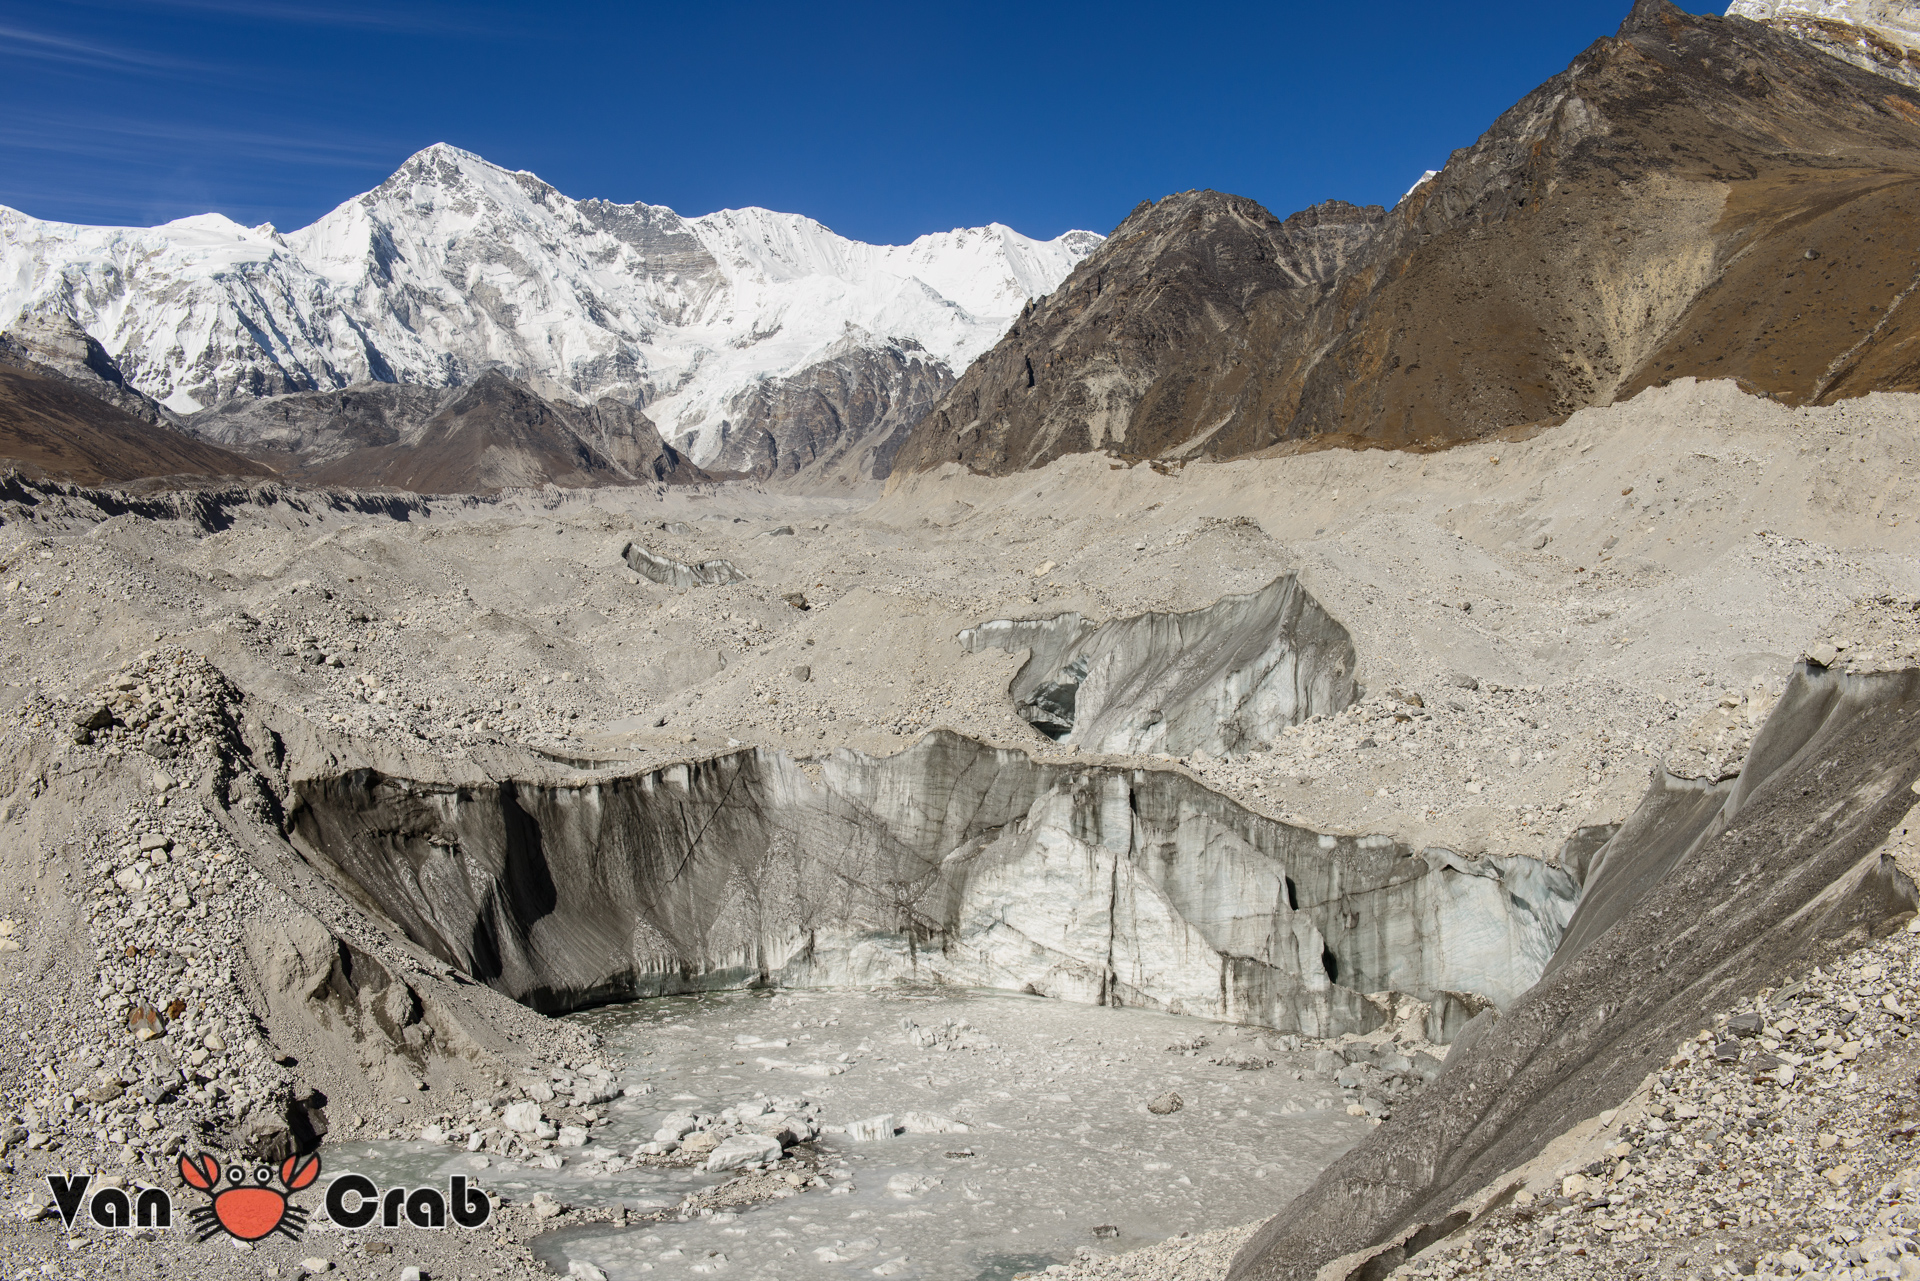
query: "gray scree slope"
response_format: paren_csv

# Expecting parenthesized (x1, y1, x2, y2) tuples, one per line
(1229, 665, 1920, 1280)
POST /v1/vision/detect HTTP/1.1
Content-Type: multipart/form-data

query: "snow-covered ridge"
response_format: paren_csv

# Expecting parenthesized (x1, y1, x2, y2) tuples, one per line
(0, 144, 1101, 465)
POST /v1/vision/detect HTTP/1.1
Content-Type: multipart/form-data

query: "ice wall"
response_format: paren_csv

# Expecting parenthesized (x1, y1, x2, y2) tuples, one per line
(289, 732, 1575, 1038)
(958, 575, 1358, 756)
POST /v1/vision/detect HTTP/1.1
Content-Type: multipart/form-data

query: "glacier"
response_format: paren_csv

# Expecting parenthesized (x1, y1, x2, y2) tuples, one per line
(0, 144, 1101, 467)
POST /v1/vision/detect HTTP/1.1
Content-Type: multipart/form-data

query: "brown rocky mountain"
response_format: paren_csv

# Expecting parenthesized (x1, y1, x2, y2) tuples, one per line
(896, 0, 1920, 477)
(185, 369, 709, 494)
(2, 316, 179, 428)
(0, 345, 270, 486)
(705, 337, 956, 483)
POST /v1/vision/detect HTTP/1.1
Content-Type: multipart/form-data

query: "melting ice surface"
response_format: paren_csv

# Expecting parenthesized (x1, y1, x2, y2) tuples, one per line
(519, 987, 1369, 1281)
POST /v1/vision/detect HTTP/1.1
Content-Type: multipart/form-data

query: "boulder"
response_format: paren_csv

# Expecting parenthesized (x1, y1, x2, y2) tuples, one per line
(705, 1133, 783, 1172)
(653, 1114, 697, 1141)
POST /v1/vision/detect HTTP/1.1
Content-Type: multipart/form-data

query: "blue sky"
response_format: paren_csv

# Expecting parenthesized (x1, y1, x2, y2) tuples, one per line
(1, 0, 1711, 244)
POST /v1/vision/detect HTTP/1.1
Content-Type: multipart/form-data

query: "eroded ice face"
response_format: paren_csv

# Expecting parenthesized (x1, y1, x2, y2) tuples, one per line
(508, 988, 1370, 1281)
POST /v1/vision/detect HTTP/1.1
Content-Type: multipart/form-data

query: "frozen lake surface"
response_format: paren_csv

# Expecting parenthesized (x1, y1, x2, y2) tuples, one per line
(326, 987, 1367, 1280)
(532, 987, 1366, 1280)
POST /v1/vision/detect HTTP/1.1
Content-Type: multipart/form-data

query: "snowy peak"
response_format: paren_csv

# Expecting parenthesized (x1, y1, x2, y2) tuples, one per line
(0, 145, 1101, 466)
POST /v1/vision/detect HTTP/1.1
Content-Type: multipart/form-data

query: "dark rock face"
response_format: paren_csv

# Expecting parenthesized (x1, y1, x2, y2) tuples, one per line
(897, 1, 1920, 476)
(707, 339, 955, 482)
(187, 381, 445, 465)
(186, 369, 707, 494)
(1228, 665, 1920, 1280)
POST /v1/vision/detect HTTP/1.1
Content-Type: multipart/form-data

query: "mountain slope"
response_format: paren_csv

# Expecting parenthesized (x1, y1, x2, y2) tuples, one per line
(896, 0, 1920, 476)
(895, 195, 1386, 472)
(186, 370, 707, 495)
(0, 352, 271, 486)
(0, 148, 1099, 477)
(705, 336, 955, 482)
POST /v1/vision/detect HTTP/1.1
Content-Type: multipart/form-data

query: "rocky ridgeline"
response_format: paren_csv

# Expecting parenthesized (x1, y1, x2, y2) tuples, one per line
(1, 646, 314, 1186)
(65, 649, 270, 816)
(1, 648, 614, 1228)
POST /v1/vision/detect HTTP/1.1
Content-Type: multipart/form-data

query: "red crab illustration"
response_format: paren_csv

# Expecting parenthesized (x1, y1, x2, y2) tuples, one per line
(178, 1151, 320, 1242)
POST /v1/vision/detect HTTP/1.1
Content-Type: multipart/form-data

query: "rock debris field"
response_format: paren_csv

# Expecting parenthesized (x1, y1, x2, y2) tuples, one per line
(0, 380, 1916, 1279)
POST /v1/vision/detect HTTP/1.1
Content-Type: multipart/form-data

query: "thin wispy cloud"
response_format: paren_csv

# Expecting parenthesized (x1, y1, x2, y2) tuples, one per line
(0, 23, 210, 74)
(0, 114, 403, 170)
(0, 113, 413, 227)
(66, 0, 520, 38)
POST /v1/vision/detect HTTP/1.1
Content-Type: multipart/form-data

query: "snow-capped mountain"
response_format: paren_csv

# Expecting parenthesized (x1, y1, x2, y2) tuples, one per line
(0, 144, 1101, 469)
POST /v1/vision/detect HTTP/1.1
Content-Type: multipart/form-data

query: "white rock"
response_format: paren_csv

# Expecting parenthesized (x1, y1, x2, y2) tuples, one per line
(652, 1114, 697, 1141)
(705, 1133, 783, 1172)
(500, 1101, 544, 1134)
